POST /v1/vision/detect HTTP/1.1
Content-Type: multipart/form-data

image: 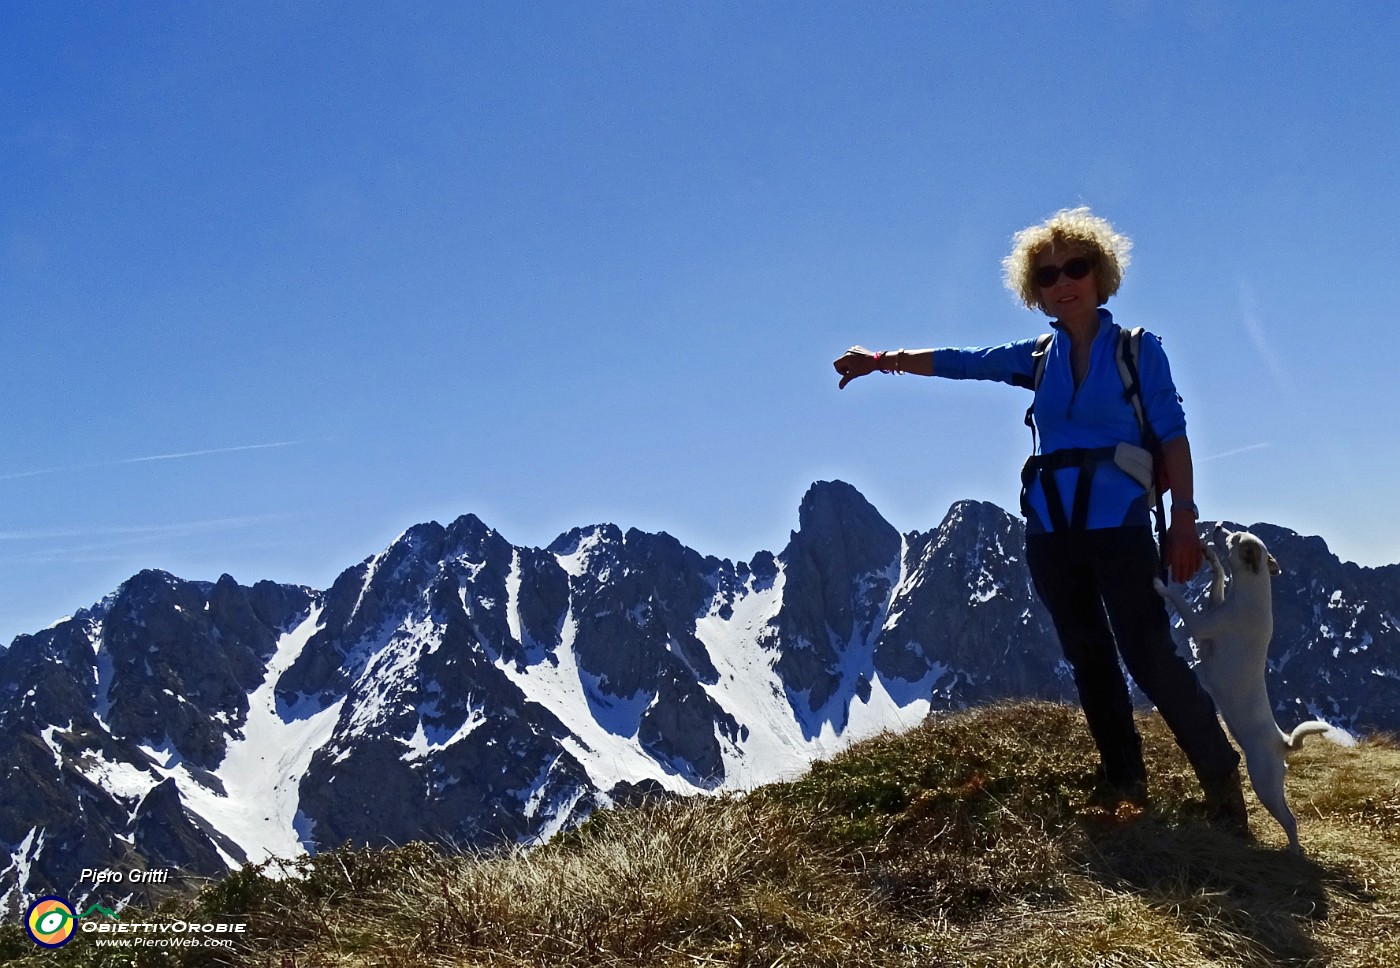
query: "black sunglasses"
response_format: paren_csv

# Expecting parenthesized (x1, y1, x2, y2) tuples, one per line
(1033, 255, 1095, 289)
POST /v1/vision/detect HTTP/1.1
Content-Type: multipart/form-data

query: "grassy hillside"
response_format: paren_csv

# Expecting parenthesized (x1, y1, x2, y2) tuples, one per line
(4, 701, 1398, 967)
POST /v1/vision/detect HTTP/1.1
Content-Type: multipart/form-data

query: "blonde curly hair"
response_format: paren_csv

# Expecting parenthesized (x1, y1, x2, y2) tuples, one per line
(1002, 206, 1133, 313)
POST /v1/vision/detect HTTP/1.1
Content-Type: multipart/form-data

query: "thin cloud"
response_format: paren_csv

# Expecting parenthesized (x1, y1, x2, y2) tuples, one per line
(1202, 442, 1272, 462)
(0, 548, 132, 566)
(116, 441, 304, 464)
(0, 514, 290, 543)
(1237, 281, 1292, 393)
(0, 531, 300, 566)
(0, 440, 307, 482)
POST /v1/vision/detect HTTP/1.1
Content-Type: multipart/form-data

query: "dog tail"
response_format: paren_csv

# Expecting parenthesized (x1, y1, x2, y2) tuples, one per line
(1284, 721, 1332, 751)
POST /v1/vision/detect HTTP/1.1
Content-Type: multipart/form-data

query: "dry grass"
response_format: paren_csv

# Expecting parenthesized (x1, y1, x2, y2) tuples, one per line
(5, 702, 1398, 967)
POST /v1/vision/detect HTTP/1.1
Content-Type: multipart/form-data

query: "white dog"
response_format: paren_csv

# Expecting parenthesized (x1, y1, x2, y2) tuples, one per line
(1153, 527, 1331, 852)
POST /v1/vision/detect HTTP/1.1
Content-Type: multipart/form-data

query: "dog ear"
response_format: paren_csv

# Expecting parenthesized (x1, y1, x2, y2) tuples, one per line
(1267, 554, 1280, 577)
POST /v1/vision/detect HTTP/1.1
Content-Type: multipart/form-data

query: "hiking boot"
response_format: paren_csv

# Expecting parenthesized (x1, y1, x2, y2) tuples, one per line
(1086, 778, 1150, 811)
(1086, 763, 1150, 810)
(1201, 768, 1250, 838)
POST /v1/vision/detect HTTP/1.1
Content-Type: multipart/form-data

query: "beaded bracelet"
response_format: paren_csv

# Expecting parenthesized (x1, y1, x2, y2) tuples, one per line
(874, 350, 904, 374)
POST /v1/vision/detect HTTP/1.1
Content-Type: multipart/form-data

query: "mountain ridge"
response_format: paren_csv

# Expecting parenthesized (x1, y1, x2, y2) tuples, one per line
(2, 481, 1396, 918)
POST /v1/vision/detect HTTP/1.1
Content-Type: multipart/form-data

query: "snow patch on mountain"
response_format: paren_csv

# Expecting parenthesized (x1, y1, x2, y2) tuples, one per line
(1, 829, 43, 919)
(401, 704, 488, 763)
(694, 562, 802, 786)
(169, 609, 342, 863)
(496, 606, 694, 797)
(73, 741, 156, 802)
(556, 527, 611, 578)
(343, 619, 435, 740)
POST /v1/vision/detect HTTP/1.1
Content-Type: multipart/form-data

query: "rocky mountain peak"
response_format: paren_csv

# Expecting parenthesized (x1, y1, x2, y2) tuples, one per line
(2, 485, 1395, 921)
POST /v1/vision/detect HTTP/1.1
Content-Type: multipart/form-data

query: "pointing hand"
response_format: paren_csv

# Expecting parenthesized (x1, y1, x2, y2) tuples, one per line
(833, 346, 879, 389)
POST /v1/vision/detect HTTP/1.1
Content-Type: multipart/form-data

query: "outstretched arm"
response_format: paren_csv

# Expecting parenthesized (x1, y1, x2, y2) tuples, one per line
(833, 347, 934, 389)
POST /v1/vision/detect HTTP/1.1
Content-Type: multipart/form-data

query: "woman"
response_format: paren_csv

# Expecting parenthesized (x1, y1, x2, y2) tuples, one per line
(833, 207, 1248, 830)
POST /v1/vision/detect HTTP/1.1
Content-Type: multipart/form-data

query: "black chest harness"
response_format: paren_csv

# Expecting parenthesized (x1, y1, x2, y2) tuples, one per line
(1011, 327, 1171, 564)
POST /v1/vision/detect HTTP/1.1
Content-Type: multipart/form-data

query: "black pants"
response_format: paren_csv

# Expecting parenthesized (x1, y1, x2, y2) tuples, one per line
(1026, 526, 1239, 789)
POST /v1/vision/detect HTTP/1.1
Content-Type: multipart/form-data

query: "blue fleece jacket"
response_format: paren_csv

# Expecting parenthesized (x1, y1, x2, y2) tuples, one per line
(931, 309, 1186, 533)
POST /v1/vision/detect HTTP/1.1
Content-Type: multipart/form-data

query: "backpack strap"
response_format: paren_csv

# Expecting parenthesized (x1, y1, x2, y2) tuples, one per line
(1016, 333, 1055, 454)
(1114, 326, 1172, 577)
(1114, 327, 1154, 451)
(1009, 332, 1053, 392)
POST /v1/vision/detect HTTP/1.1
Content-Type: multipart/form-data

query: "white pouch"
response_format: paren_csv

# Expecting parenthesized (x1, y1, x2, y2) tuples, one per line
(1113, 442, 1157, 502)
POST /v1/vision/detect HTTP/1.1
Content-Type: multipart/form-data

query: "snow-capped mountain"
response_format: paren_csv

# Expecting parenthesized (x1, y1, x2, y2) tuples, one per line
(2, 481, 1396, 916)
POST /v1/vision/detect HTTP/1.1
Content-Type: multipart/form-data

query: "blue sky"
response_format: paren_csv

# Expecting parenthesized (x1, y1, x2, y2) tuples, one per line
(3, 2, 1398, 645)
